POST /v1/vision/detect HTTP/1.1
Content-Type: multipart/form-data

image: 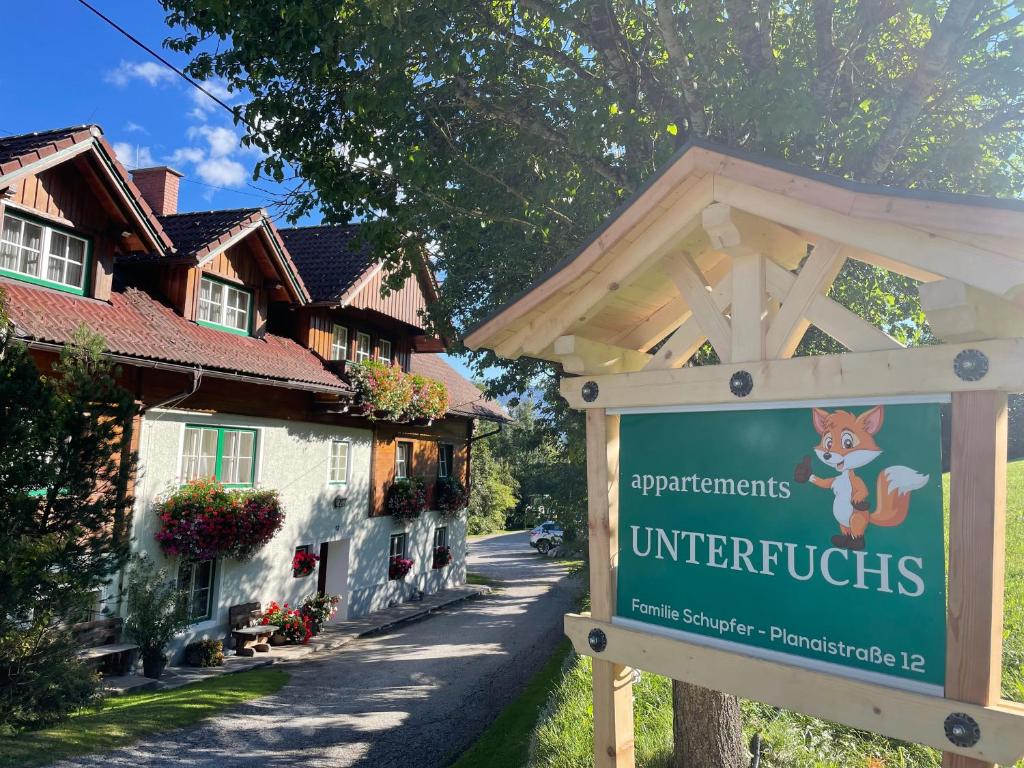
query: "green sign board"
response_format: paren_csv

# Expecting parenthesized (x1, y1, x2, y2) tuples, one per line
(616, 400, 946, 692)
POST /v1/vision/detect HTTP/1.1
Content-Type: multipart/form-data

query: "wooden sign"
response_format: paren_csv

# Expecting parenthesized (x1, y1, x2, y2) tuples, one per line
(465, 140, 1024, 768)
(616, 399, 946, 693)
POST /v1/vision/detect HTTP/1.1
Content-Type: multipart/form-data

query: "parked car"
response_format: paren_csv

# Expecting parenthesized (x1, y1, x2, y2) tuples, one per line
(528, 521, 564, 555)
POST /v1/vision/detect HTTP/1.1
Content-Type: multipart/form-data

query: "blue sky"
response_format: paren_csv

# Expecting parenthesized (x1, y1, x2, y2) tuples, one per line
(2, 0, 478, 379)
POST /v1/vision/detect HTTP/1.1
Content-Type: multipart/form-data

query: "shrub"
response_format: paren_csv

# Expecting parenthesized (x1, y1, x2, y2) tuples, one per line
(154, 480, 285, 562)
(185, 639, 224, 667)
(260, 601, 312, 644)
(292, 550, 319, 577)
(432, 545, 453, 569)
(386, 477, 428, 519)
(349, 360, 413, 421)
(389, 556, 414, 580)
(435, 476, 469, 518)
(300, 593, 340, 635)
(407, 374, 449, 421)
(123, 556, 192, 678)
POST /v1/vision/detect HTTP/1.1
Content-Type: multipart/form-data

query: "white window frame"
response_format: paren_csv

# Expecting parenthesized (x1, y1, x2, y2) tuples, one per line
(179, 559, 216, 622)
(389, 532, 408, 559)
(378, 339, 392, 363)
(197, 275, 252, 335)
(438, 443, 453, 479)
(330, 324, 349, 361)
(0, 212, 89, 293)
(395, 441, 413, 479)
(329, 439, 351, 485)
(434, 526, 448, 549)
(356, 332, 372, 362)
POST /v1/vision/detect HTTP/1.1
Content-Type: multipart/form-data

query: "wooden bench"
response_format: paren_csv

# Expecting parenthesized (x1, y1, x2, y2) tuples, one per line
(228, 602, 278, 658)
(72, 618, 138, 675)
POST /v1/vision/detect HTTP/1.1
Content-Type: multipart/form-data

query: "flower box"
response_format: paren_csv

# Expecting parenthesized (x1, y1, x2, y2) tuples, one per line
(386, 477, 428, 520)
(292, 550, 319, 578)
(435, 477, 469, 519)
(432, 545, 453, 569)
(389, 555, 414, 580)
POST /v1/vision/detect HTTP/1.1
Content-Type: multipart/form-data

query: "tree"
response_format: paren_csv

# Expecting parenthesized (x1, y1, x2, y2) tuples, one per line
(467, 437, 519, 534)
(0, 296, 138, 729)
(160, 1, 1022, 762)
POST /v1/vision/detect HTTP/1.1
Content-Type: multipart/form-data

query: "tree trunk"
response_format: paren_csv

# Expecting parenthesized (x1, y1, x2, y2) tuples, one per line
(671, 681, 746, 768)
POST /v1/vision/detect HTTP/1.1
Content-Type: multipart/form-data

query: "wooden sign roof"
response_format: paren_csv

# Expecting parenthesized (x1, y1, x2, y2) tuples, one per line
(464, 140, 1024, 375)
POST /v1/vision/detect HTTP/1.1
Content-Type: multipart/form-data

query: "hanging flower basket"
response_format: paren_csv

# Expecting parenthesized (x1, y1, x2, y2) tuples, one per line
(292, 550, 320, 577)
(154, 479, 284, 562)
(389, 555, 414, 581)
(435, 477, 469, 519)
(386, 477, 428, 520)
(432, 545, 453, 570)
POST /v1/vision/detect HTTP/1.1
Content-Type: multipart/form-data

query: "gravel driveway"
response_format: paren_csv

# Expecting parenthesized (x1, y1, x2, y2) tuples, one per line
(57, 530, 581, 768)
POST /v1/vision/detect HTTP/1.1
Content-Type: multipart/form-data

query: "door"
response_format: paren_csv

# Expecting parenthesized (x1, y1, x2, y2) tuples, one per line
(318, 539, 350, 621)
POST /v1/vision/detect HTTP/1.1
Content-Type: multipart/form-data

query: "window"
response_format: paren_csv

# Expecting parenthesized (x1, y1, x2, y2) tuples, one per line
(0, 212, 88, 294)
(178, 559, 216, 622)
(329, 439, 350, 485)
(378, 339, 392, 363)
(330, 324, 349, 361)
(438, 443, 454, 479)
(390, 533, 407, 559)
(395, 441, 412, 479)
(356, 332, 372, 362)
(197, 275, 252, 335)
(181, 425, 257, 487)
(434, 526, 448, 549)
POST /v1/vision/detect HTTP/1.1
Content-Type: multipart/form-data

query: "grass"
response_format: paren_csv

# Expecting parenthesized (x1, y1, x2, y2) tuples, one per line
(0, 668, 289, 768)
(526, 461, 1024, 768)
(450, 640, 575, 768)
(467, 571, 506, 589)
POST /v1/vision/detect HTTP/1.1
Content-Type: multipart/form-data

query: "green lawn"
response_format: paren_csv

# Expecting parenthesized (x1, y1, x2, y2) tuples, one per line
(0, 668, 288, 768)
(450, 640, 575, 768)
(527, 461, 1024, 768)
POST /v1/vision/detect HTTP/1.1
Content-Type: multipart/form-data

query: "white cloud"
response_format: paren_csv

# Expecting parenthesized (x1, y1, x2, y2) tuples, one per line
(112, 142, 155, 169)
(189, 78, 235, 118)
(187, 125, 240, 158)
(195, 157, 247, 187)
(166, 147, 205, 166)
(105, 60, 175, 88)
(124, 121, 147, 134)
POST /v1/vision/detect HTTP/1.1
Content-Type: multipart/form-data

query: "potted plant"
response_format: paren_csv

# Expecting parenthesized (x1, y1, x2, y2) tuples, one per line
(348, 360, 413, 421)
(407, 375, 449, 424)
(154, 479, 285, 562)
(185, 639, 224, 668)
(435, 476, 469, 519)
(292, 550, 319, 578)
(432, 545, 453, 570)
(300, 593, 341, 635)
(385, 477, 428, 519)
(389, 555, 414, 581)
(259, 601, 312, 644)
(123, 556, 192, 679)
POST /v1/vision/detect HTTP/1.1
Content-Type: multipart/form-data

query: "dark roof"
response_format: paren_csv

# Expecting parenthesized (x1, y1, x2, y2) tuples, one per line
(409, 353, 508, 422)
(0, 125, 174, 253)
(278, 224, 374, 303)
(3, 277, 347, 392)
(157, 209, 262, 260)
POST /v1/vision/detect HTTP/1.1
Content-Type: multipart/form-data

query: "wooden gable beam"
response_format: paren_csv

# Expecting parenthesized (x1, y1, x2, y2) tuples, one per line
(666, 249, 732, 362)
(919, 280, 1024, 342)
(713, 176, 1024, 303)
(644, 272, 732, 370)
(765, 260, 902, 352)
(764, 240, 847, 359)
(553, 335, 651, 374)
(518, 176, 715, 357)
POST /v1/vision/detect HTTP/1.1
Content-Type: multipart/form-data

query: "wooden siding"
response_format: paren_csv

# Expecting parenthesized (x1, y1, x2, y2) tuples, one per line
(302, 308, 413, 371)
(346, 270, 429, 330)
(370, 420, 471, 517)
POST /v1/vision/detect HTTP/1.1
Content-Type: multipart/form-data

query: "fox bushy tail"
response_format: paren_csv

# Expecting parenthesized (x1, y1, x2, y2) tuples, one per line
(870, 466, 929, 527)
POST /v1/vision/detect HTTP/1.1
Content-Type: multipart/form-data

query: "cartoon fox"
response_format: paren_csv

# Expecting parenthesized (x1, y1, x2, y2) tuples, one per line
(793, 405, 929, 551)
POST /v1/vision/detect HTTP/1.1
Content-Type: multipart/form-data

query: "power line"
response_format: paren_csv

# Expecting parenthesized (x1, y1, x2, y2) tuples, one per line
(74, 0, 240, 123)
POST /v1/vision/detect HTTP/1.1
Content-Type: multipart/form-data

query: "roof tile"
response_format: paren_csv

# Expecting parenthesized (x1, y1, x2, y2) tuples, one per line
(278, 224, 374, 303)
(409, 353, 507, 421)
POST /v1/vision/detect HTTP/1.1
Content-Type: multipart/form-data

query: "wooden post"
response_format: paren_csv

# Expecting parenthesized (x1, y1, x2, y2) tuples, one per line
(586, 409, 635, 768)
(943, 390, 1008, 768)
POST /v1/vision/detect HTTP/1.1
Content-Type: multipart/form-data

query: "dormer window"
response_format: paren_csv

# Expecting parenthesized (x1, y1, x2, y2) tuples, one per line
(0, 213, 89, 295)
(330, 324, 348, 361)
(197, 275, 251, 336)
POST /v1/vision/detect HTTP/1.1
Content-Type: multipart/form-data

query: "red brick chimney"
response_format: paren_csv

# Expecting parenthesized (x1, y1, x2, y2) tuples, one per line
(130, 166, 183, 216)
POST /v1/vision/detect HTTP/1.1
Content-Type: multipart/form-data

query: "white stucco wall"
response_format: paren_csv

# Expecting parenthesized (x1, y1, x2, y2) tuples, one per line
(125, 408, 467, 660)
